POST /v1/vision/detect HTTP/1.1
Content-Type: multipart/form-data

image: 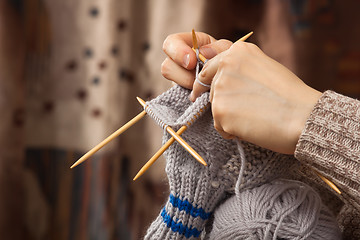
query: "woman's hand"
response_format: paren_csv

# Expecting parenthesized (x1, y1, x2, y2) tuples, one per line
(161, 32, 232, 89)
(198, 41, 322, 154)
(161, 32, 322, 154)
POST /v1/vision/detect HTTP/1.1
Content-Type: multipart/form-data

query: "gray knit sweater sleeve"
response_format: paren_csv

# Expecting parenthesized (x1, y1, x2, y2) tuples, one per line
(295, 90, 360, 210)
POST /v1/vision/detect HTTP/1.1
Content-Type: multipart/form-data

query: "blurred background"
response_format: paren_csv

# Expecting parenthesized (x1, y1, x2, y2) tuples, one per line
(0, 0, 359, 239)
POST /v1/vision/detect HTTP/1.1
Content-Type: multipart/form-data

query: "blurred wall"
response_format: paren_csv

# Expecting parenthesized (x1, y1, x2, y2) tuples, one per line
(0, 0, 359, 239)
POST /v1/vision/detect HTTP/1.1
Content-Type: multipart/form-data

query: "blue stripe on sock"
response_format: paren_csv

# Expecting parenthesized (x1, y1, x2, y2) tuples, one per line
(161, 208, 201, 238)
(169, 194, 212, 220)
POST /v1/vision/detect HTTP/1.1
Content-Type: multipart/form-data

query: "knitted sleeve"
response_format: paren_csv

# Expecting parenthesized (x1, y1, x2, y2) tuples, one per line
(295, 90, 360, 210)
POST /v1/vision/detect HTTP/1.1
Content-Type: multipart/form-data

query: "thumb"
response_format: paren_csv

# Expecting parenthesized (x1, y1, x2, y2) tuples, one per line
(199, 39, 233, 59)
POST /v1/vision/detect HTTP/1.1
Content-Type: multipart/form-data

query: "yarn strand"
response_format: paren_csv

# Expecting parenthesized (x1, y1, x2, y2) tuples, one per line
(235, 138, 246, 197)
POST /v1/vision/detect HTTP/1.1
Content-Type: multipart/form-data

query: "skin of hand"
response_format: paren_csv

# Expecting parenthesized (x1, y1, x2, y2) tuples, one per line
(161, 32, 233, 89)
(161, 33, 322, 154)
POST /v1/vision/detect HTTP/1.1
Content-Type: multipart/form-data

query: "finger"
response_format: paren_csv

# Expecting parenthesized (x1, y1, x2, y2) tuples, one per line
(213, 120, 235, 139)
(163, 32, 216, 70)
(199, 39, 233, 60)
(189, 40, 232, 101)
(161, 57, 196, 89)
(209, 66, 222, 103)
(219, 131, 236, 140)
(189, 53, 222, 102)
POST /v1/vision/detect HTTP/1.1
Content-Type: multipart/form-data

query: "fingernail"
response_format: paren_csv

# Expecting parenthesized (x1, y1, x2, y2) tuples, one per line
(200, 46, 217, 58)
(183, 54, 190, 68)
(189, 91, 195, 102)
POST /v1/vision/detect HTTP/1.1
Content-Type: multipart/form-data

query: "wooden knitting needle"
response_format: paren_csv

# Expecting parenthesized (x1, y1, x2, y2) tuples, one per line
(133, 125, 188, 181)
(191, 29, 207, 63)
(136, 97, 207, 167)
(192, 29, 199, 49)
(191, 30, 253, 63)
(313, 169, 341, 194)
(235, 31, 254, 43)
(70, 110, 146, 168)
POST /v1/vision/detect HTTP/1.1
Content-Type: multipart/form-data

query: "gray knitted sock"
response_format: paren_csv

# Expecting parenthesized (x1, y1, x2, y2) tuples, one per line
(143, 85, 296, 239)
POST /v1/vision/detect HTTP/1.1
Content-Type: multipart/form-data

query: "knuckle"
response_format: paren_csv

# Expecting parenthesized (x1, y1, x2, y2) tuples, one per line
(234, 41, 259, 53)
(213, 71, 229, 91)
(199, 66, 208, 79)
(162, 38, 169, 53)
(160, 59, 170, 79)
(222, 124, 232, 136)
(214, 122, 222, 133)
(213, 103, 234, 137)
(162, 34, 175, 53)
(218, 52, 234, 69)
(218, 39, 233, 48)
(213, 76, 223, 90)
(234, 41, 249, 51)
(183, 79, 194, 89)
(246, 42, 260, 53)
(218, 57, 228, 68)
(212, 98, 225, 121)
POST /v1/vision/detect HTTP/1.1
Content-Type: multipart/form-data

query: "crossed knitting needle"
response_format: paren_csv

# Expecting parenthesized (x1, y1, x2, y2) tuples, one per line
(70, 30, 341, 195)
(70, 96, 206, 170)
(70, 30, 254, 177)
(135, 31, 253, 180)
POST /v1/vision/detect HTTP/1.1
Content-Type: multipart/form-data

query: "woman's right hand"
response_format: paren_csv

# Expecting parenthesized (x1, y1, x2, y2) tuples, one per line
(161, 32, 322, 154)
(161, 31, 232, 90)
(191, 39, 321, 154)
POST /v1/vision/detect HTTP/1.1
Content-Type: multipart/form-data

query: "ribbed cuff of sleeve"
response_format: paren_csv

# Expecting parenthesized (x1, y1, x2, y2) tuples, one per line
(295, 90, 360, 209)
(144, 193, 213, 239)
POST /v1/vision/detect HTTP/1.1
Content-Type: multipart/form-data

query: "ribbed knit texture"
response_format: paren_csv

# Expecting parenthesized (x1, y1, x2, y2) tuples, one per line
(144, 85, 295, 239)
(295, 90, 360, 238)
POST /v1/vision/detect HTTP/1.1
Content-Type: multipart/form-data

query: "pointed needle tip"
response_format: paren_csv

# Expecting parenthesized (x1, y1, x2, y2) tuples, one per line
(192, 29, 198, 49)
(136, 96, 146, 107)
(133, 172, 142, 181)
(70, 157, 86, 169)
(239, 31, 253, 41)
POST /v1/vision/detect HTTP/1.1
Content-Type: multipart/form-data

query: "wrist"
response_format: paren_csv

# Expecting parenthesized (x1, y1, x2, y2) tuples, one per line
(291, 87, 322, 153)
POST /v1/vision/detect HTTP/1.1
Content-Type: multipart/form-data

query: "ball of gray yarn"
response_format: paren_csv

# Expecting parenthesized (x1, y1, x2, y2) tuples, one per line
(209, 179, 341, 240)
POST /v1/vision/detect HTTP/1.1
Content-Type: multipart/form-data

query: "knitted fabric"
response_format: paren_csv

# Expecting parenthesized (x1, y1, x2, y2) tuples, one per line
(295, 90, 360, 209)
(143, 85, 296, 239)
(295, 90, 360, 238)
(208, 179, 341, 240)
